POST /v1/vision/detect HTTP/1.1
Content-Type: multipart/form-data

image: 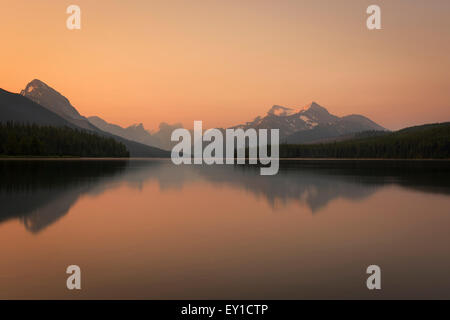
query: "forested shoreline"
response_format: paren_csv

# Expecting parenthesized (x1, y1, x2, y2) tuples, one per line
(0, 122, 129, 157)
(1, 122, 449, 159)
(279, 123, 450, 159)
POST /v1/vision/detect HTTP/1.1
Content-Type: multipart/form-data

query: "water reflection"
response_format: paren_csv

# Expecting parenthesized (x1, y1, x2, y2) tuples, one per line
(1, 159, 449, 233)
(0, 160, 129, 233)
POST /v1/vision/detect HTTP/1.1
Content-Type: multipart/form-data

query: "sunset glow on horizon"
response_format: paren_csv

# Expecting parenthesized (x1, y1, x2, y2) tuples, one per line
(1, 0, 449, 131)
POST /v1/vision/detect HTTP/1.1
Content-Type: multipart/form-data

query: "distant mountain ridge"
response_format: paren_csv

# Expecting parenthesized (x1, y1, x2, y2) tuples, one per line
(90, 102, 386, 150)
(88, 116, 182, 151)
(232, 102, 386, 143)
(0, 81, 169, 157)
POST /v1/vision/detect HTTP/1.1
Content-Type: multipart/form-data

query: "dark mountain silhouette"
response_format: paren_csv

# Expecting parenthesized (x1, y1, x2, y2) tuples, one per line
(0, 84, 169, 157)
(19, 79, 178, 152)
(0, 88, 77, 128)
(21, 79, 98, 131)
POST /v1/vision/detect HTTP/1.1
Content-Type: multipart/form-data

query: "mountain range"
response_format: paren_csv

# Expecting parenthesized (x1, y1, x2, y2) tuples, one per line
(1, 79, 386, 153)
(232, 103, 385, 143)
(88, 116, 182, 151)
(0, 80, 169, 157)
(89, 101, 386, 149)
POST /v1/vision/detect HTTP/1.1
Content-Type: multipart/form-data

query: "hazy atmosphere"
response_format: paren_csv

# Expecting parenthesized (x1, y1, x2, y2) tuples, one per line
(1, 0, 450, 308)
(1, 0, 449, 130)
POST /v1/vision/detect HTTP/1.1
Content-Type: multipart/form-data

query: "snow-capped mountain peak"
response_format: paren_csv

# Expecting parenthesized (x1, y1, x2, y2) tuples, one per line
(231, 102, 385, 141)
(267, 105, 297, 117)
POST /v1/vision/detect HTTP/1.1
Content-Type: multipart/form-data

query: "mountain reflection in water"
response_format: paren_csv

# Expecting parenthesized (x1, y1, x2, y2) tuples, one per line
(1, 159, 448, 233)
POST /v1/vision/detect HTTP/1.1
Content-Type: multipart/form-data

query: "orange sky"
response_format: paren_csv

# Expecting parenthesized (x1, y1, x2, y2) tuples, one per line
(1, 0, 449, 130)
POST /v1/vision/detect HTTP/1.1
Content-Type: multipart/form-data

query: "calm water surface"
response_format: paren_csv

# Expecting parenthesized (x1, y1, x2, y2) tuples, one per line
(1, 159, 450, 299)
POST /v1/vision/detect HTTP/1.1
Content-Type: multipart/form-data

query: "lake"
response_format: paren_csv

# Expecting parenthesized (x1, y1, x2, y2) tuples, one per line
(1, 159, 449, 299)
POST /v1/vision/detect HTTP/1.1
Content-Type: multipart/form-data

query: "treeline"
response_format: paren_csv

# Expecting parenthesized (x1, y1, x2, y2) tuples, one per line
(279, 123, 450, 159)
(0, 122, 129, 157)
